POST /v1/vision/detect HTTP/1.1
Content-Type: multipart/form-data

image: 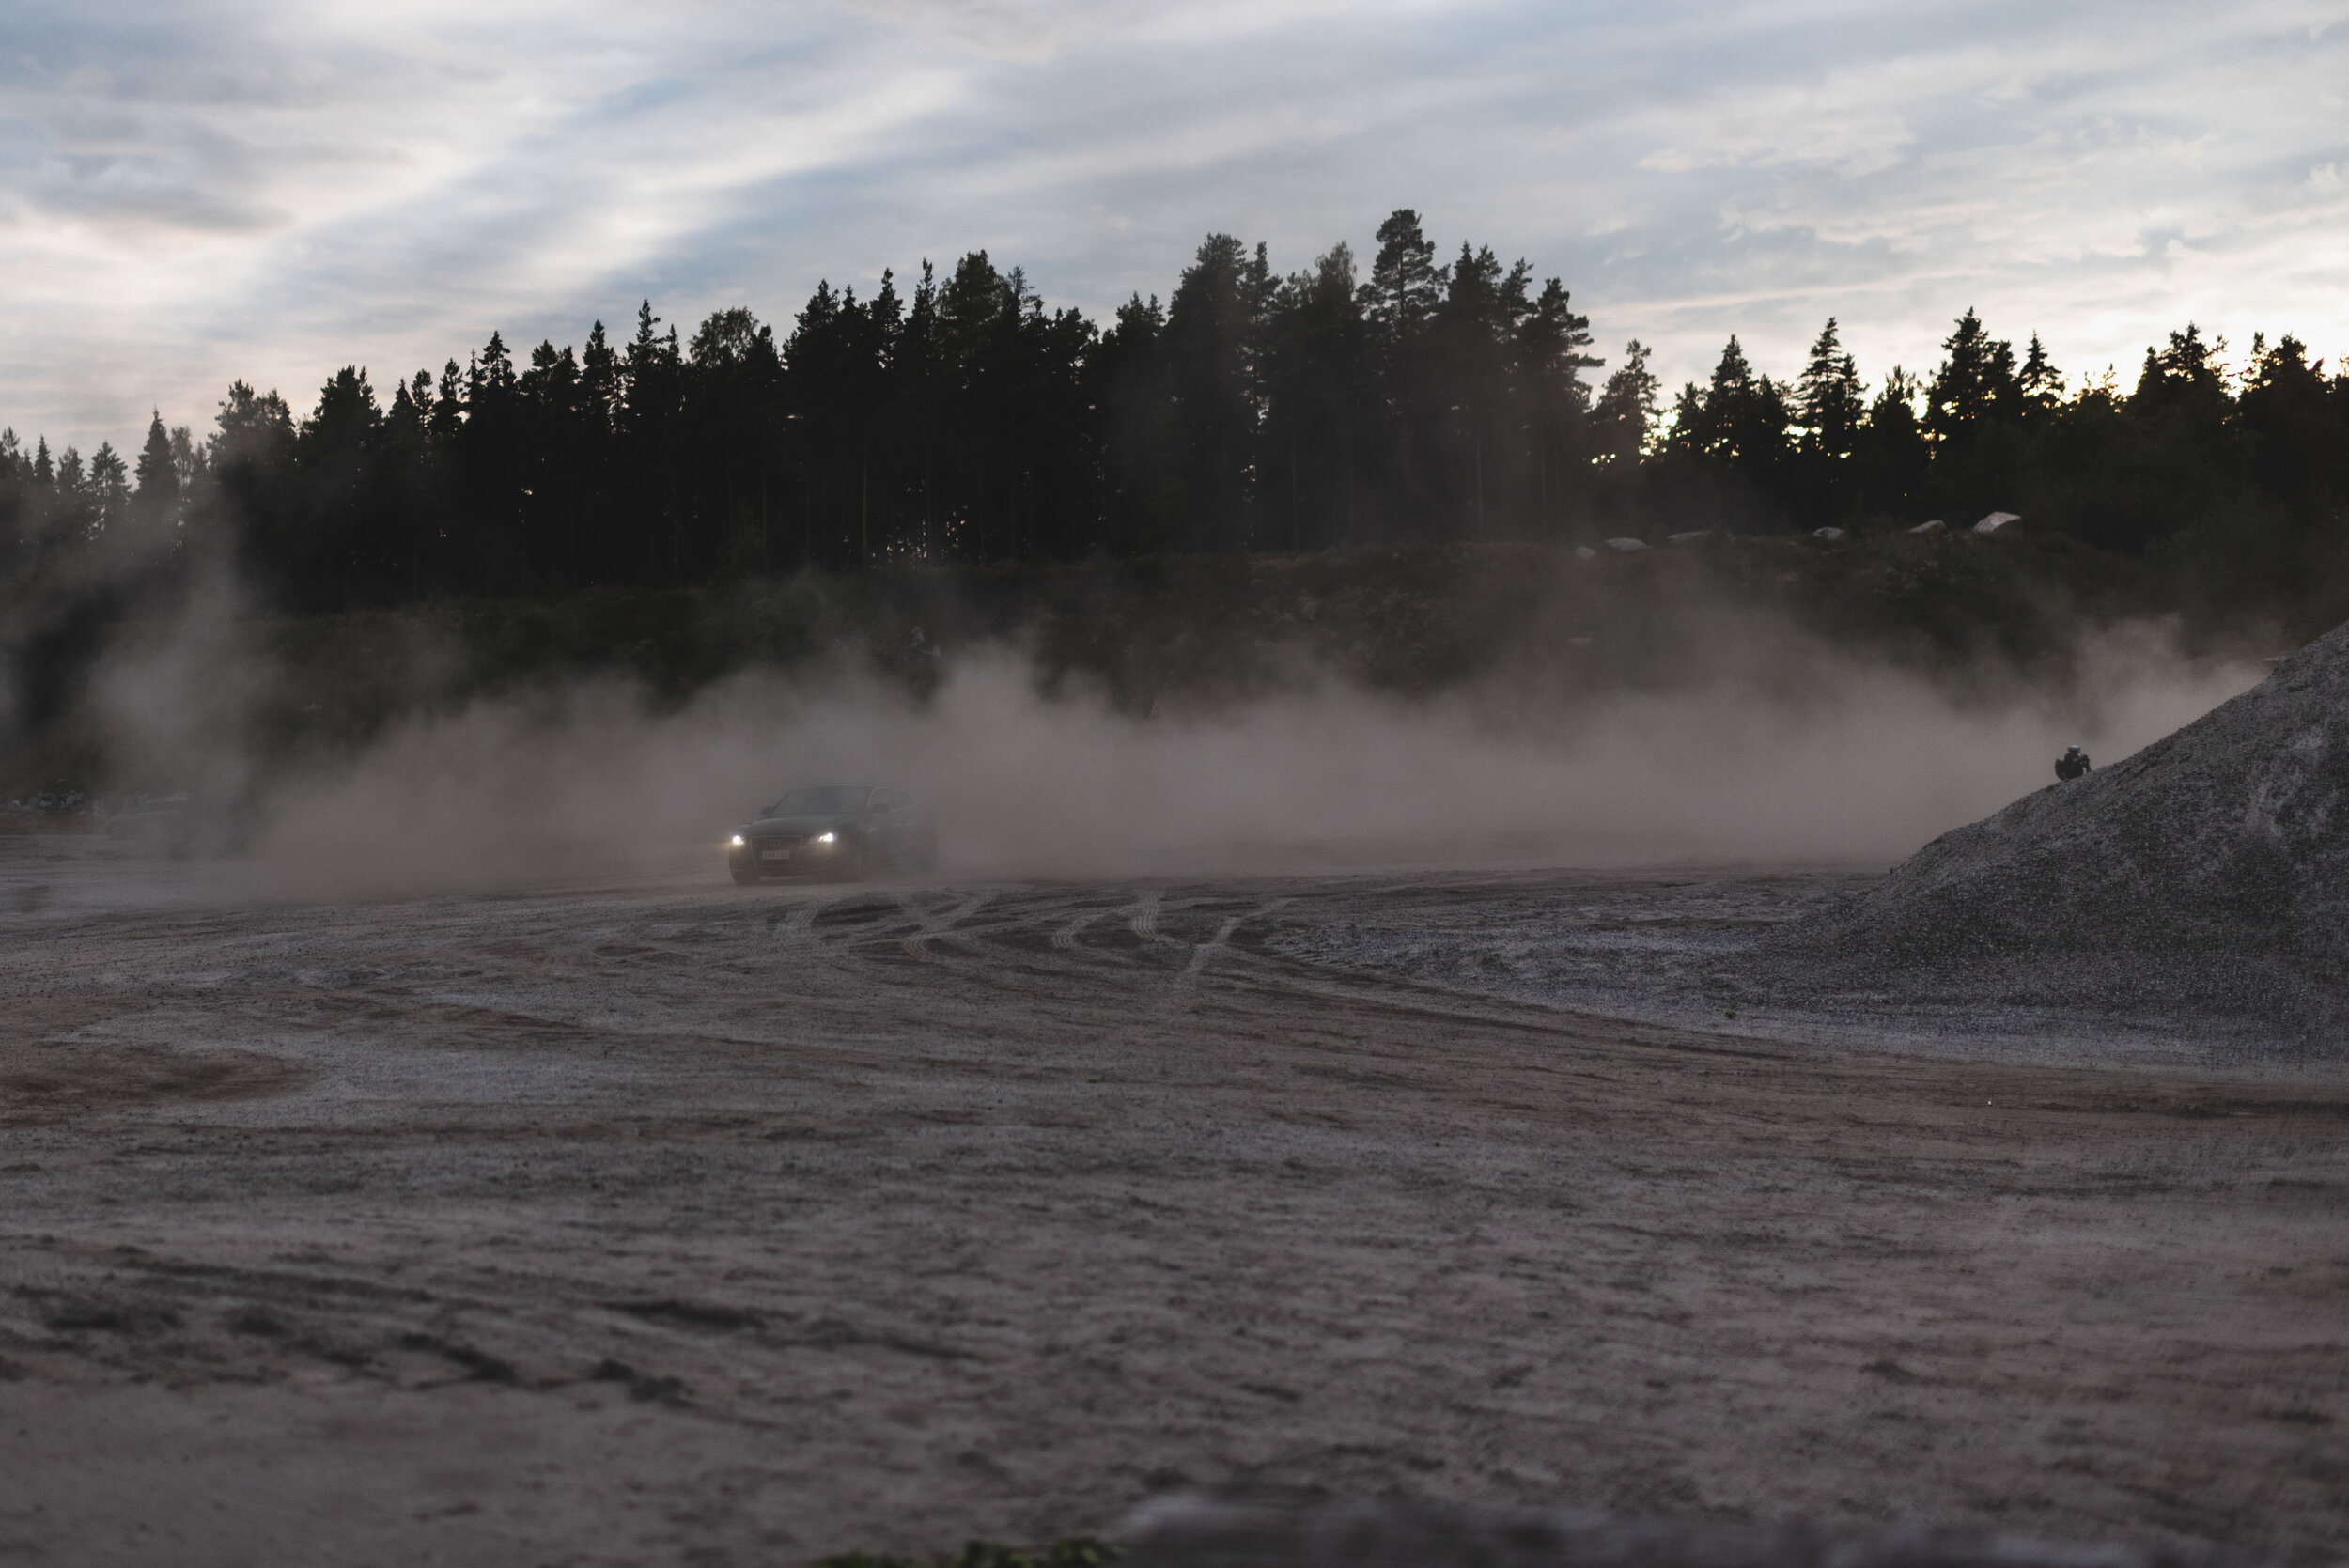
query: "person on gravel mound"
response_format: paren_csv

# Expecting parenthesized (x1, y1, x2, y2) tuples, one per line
(2055, 744, 2092, 781)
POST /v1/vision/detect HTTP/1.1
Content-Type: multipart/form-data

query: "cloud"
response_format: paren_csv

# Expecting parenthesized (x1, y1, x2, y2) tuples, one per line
(1, 0, 2345, 451)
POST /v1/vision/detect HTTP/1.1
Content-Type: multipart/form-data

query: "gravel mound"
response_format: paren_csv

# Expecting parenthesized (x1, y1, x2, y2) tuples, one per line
(1753, 620, 2349, 1056)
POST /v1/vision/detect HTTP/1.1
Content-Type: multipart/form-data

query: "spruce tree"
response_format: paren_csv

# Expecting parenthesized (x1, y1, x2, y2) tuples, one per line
(168, 425, 203, 492)
(2017, 333, 2062, 420)
(51, 445, 88, 547)
(133, 411, 179, 531)
(88, 443, 131, 537)
(1797, 319, 1865, 459)
(431, 362, 466, 441)
(580, 322, 619, 434)
(1856, 366, 1929, 515)
(1926, 309, 2017, 441)
(1162, 233, 1271, 551)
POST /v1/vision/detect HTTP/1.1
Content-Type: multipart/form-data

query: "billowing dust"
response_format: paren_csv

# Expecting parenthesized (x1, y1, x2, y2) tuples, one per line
(72, 588, 2263, 900)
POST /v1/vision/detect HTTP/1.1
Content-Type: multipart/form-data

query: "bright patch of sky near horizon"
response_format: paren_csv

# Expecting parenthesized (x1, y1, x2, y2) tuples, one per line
(4, 0, 2345, 454)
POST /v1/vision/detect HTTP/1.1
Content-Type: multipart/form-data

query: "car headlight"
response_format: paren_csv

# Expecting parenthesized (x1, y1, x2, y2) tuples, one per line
(728, 833, 745, 847)
(815, 831, 836, 844)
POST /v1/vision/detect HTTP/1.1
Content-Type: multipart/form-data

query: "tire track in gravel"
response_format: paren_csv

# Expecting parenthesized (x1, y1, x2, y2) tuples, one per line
(1128, 888, 1181, 948)
(1049, 904, 1113, 951)
(891, 889, 996, 961)
(1174, 898, 1296, 993)
(972, 886, 1260, 996)
(775, 892, 840, 948)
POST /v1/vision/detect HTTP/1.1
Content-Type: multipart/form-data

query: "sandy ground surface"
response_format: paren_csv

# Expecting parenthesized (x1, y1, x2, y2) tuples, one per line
(1, 834, 2345, 1568)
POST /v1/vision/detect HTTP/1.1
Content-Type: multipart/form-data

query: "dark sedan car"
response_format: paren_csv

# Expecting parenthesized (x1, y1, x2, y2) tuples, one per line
(726, 784, 937, 884)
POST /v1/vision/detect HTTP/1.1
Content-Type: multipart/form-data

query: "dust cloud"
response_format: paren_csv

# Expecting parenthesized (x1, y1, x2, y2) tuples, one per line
(69, 587, 2265, 900)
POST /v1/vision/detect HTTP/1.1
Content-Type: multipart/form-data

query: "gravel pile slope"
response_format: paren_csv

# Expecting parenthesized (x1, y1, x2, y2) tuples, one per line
(1754, 620, 2349, 1053)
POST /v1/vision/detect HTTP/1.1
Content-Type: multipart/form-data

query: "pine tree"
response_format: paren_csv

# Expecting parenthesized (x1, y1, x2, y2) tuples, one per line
(1259, 243, 1374, 550)
(1430, 244, 1521, 539)
(1364, 210, 1441, 342)
(1518, 278, 1597, 409)
(474, 334, 517, 406)
(1162, 233, 1272, 551)
(1593, 342, 1659, 464)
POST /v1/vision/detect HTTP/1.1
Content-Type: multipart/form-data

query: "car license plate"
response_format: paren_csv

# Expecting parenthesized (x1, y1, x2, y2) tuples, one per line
(759, 848, 791, 862)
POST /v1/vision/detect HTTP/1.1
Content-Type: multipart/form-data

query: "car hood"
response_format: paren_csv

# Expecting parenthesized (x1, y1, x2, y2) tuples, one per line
(742, 814, 856, 836)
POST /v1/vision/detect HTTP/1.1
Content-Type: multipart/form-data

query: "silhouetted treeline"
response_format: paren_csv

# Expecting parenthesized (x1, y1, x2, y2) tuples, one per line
(3, 208, 2345, 617)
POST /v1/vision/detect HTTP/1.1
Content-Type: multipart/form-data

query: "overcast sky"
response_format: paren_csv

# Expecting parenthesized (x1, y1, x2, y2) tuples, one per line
(5, 0, 2345, 453)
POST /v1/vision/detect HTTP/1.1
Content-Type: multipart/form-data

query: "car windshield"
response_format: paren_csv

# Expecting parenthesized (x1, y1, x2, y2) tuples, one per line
(765, 785, 869, 816)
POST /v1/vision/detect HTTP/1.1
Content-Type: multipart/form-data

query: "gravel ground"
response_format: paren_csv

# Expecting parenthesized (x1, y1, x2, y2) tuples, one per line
(1259, 866, 2310, 1071)
(1, 835, 2345, 1567)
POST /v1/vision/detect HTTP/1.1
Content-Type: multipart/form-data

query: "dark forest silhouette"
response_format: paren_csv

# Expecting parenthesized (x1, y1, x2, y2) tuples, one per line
(3, 209, 2345, 615)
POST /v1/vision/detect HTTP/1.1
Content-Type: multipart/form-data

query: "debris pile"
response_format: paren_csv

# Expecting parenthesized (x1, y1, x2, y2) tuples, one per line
(1755, 618, 2349, 1049)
